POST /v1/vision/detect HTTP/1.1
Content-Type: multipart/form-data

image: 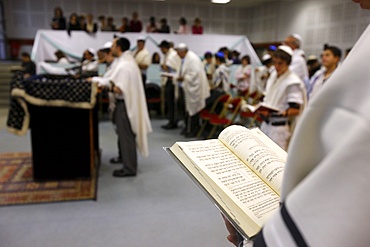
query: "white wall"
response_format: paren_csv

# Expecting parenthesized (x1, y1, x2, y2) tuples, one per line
(3, 0, 249, 38)
(3, 0, 370, 59)
(245, 0, 370, 58)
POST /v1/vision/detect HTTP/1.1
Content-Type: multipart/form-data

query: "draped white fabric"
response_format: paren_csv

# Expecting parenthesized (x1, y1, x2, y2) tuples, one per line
(31, 30, 261, 74)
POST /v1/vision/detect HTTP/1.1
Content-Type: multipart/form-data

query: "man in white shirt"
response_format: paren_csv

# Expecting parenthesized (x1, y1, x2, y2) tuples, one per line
(176, 43, 210, 138)
(308, 45, 341, 100)
(258, 45, 307, 151)
(225, 1, 370, 246)
(81, 48, 98, 74)
(92, 37, 152, 177)
(132, 36, 151, 91)
(159, 40, 181, 129)
(283, 34, 309, 89)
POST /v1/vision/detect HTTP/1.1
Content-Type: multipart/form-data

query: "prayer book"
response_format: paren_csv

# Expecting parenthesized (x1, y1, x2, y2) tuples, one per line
(160, 71, 177, 78)
(245, 102, 280, 113)
(167, 125, 286, 239)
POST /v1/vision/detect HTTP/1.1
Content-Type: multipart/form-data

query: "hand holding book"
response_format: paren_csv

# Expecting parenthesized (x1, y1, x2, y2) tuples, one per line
(167, 125, 286, 238)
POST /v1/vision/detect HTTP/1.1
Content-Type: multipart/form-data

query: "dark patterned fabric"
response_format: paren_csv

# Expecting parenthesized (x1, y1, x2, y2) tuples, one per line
(7, 73, 97, 135)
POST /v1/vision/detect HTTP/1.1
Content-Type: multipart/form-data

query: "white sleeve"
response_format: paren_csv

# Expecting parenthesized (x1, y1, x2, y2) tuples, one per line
(91, 76, 110, 87)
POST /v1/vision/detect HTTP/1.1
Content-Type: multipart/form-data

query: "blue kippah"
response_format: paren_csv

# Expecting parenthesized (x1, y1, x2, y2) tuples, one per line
(215, 51, 225, 58)
(269, 45, 277, 51)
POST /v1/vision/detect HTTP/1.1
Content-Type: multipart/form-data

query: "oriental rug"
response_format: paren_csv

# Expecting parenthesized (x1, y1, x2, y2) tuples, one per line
(0, 152, 97, 206)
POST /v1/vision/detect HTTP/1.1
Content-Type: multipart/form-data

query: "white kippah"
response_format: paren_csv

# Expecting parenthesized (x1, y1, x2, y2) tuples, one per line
(292, 33, 303, 44)
(307, 55, 317, 61)
(87, 48, 95, 55)
(262, 54, 271, 61)
(176, 43, 188, 50)
(137, 36, 146, 41)
(278, 45, 293, 56)
(103, 41, 112, 49)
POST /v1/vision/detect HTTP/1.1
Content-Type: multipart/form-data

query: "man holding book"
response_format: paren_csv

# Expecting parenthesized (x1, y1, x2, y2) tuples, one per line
(224, 0, 370, 246)
(175, 43, 210, 138)
(258, 45, 307, 151)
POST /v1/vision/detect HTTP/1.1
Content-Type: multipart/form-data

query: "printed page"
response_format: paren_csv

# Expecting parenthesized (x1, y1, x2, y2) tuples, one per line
(174, 139, 280, 229)
(246, 102, 279, 113)
(218, 125, 286, 194)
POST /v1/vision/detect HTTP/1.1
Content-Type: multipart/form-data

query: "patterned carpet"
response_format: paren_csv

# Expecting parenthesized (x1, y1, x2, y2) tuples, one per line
(0, 152, 97, 206)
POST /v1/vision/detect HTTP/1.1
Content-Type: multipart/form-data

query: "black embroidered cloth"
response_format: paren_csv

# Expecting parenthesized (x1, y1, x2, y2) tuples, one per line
(7, 73, 98, 135)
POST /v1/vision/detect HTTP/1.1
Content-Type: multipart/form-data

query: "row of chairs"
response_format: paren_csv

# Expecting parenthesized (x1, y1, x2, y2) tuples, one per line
(196, 93, 262, 139)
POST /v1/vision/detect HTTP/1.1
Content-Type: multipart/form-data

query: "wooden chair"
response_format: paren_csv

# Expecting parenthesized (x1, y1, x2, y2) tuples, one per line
(239, 110, 263, 128)
(196, 93, 231, 138)
(206, 96, 243, 139)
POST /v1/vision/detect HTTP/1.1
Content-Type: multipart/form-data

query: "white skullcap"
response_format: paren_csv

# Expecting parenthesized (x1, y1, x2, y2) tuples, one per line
(262, 54, 271, 61)
(307, 55, 318, 61)
(103, 41, 112, 49)
(292, 33, 303, 44)
(137, 36, 146, 41)
(176, 43, 188, 50)
(278, 45, 293, 56)
(87, 48, 95, 55)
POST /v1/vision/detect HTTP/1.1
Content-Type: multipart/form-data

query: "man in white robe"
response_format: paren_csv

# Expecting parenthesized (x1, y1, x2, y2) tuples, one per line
(308, 45, 341, 100)
(176, 43, 210, 137)
(132, 36, 151, 90)
(225, 1, 370, 246)
(283, 34, 309, 90)
(259, 46, 307, 151)
(92, 37, 152, 177)
(159, 40, 181, 129)
(81, 48, 98, 73)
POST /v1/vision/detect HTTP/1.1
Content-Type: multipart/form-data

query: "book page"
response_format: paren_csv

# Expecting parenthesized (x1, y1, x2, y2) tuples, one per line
(174, 139, 280, 229)
(246, 102, 279, 113)
(218, 125, 286, 194)
(160, 72, 177, 78)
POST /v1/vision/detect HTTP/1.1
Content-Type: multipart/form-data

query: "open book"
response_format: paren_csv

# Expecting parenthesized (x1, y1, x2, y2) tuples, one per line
(160, 71, 177, 78)
(167, 125, 286, 239)
(245, 102, 280, 113)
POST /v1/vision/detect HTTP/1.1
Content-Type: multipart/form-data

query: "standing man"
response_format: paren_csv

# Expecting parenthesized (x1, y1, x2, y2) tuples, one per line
(283, 34, 309, 89)
(176, 43, 210, 138)
(258, 46, 307, 151)
(158, 40, 181, 129)
(225, 1, 370, 246)
(91, 42, 124, 164)
(94, 37, 152, 177)
(132, 36, 151, 91)
(308, 45, 341, 100)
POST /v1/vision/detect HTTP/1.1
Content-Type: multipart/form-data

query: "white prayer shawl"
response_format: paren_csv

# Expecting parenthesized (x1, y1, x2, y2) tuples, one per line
(212, 63, 230, 92)
(81, 59, 98, 72)
(307, 67, 326, 100)
(58, 57, 70, 64)
(204, 61, 216, 85)
(39, 61, 69, 75)
(250, 65, 267, 95)
(133, 48, 151, 75)
(290, 49, 308, 86)
(264, 69, 306, 112)
(260, 24, 370, 247)
(91, 59, 118, 86)
(164, 48, 181, 72)
(178, 50, 210, 116)
(160, 48, 180, 83)
(235, 64, 251, 92)
(108, 51, 152, 157)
